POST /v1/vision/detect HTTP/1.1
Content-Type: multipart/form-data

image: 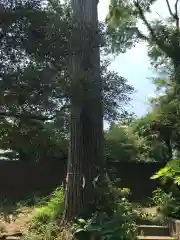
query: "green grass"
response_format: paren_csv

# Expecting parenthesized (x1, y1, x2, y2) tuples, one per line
(30, 186, 64, 229)
(22, 185, 66, 240)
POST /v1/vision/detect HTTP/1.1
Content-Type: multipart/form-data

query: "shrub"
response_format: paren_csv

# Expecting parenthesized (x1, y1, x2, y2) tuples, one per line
(152, 188, 180, 219)
(71, 183, 137, 239)
(72, 197, 137, 240)
(152, 188, 173, 206)
(88, 179, 132, 217)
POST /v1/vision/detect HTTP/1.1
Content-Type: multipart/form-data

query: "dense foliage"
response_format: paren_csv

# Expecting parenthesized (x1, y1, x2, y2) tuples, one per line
(3, 0, 180, 164)
(0, 0, 134, 162)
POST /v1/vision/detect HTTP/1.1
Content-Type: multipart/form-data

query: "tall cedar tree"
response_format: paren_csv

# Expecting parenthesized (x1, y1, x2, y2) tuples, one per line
(64, 0, 104, 220)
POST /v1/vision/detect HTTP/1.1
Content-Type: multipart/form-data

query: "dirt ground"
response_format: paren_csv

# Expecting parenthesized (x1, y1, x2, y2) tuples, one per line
(0, 203, 35, 236)
(140, 206, 158, 215)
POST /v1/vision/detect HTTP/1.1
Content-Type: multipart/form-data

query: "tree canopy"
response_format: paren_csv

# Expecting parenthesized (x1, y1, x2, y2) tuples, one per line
(0, 0, 134, 162)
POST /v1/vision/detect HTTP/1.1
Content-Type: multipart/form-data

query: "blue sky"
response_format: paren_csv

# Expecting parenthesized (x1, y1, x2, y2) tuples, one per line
(98, 0, 169, 117)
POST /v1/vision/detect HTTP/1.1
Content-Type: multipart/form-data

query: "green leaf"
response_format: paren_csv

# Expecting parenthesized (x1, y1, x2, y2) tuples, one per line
(74, 228, 85, 233)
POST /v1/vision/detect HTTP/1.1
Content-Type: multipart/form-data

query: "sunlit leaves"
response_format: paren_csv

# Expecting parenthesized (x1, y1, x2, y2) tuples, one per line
(105, 0, 139, 53)
(106, 0, 180, 63)
(151, 159, 180, 185)
(105, 0, 159, 54)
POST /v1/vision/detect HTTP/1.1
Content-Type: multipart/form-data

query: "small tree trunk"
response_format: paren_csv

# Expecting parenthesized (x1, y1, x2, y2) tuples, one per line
(164, 138, 172, 161)
(64, 0, 104, 220)
(173, 60, 180, 96)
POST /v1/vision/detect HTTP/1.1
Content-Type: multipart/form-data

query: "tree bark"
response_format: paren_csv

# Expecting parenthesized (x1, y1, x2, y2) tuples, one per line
(63, 0, 104, 221)
(173, 60, 180, 96)
(164, 138, 173, 162)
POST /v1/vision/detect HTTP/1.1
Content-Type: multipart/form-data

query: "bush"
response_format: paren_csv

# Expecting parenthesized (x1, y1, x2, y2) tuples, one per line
(72, 192, 137, 240)
(88, 179, 132, 217)
(152, 188, 173, 206)
(152, 188, 180, 219)
(30, 186, 64, 229)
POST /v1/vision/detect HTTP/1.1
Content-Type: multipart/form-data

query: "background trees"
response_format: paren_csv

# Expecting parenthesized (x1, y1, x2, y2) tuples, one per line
(104, 0, 180, 163)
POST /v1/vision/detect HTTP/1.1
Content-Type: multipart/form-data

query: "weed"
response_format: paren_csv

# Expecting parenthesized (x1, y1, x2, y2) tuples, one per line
(24, 222, 72, 240)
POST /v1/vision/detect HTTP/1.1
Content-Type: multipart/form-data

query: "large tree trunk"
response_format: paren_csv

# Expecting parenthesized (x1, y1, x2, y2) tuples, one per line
(64, 0, 104, 220)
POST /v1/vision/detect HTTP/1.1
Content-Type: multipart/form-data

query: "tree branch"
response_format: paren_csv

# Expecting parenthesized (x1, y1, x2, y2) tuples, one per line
(165, 0, 175, 18)
(134, 1, 158, 41)
(134, 0, 173, 58)
(0, 103, 69, 123)
(165, 0, 179, 28)
(174, 0, 179, 28)
(136, 28, 150, 41)
(175, 0, 179, 15)
(0, 112, 55, 121)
